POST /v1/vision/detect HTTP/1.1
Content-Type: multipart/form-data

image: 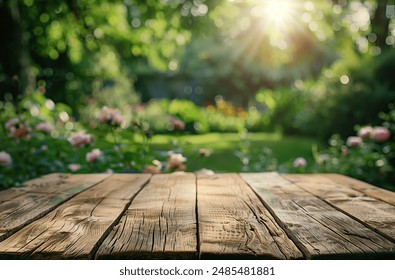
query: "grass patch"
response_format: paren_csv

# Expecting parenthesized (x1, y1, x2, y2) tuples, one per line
(148, 132, 322, 172)
(94, 130, 322, 172)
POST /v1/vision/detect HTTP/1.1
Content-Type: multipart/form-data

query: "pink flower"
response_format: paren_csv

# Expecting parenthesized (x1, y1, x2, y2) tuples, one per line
(9, 124, 31, 141)
(69, 132, 93, 148)
(372, 127, 391, 142)
(143, 160, 162, 174)
(97, 106, 124, 126)
(86, 148, 102, 163)
(199, 148, 211, 157)
(0, 151, 12, 167)
(166, 152, 187, 171)
(36, 122, 54, 133)
(5, 118, 31, 141)
(170, 118, 185, 131)
(358, 126, 373, 139)
(317, 154, 329, 164)
(346, 136, 362, 148)
(68, 163, 81, 172)
(293, 157, 307, 168)
(5, 118, 19, 131)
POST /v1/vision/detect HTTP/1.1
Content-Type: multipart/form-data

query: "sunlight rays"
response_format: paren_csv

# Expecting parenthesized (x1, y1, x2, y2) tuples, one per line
(251, 0, 301, 33)
(259, 0, 296, 28)
(230, 0, 302, 68)
(224, 0, 321, 79)
(247, 0, 304, 57)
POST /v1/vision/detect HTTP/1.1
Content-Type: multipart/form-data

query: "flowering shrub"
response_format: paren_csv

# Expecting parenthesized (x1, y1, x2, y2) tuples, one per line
(372, 126, 391, 142)
(5, 118, 32, 141)
(69, 131, 93, 148)
(86, 148, 102, 163)
(166, 152, 187, 171)
(35, 122, 54, 133)
(346, 136, 362, 148)
(0, 151, 12, 166)
(97, 106, 124, 127)
(143, 159, 162, 174)
(293, 157, 307, 168)
(0, 95, 203, 189)
(169, 118, 185, 132)
(136, 98, 267, 134)
(0, 112, 143, 189)
(1, 90, 393, 191)
(309, 121, 394, 190)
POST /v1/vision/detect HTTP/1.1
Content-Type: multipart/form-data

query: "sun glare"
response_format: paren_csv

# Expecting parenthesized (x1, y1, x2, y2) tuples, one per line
(252, 0, 299, 30)
(265, 0, 293, 20)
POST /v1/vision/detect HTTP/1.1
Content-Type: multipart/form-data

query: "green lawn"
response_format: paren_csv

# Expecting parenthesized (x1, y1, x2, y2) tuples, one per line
(146, 132, 322, 172)
(96, 130, 322, 172)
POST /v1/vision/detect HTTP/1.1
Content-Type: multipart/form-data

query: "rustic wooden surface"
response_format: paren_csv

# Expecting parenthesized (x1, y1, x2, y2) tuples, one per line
(0, 173, 110, 242)
(97, 173, 197, 259)
(0, 172, 394, 259)
(197, 174, 302, 259)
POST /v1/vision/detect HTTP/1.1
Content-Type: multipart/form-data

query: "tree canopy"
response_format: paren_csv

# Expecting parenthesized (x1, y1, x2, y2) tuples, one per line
(0, 0, 394, 110)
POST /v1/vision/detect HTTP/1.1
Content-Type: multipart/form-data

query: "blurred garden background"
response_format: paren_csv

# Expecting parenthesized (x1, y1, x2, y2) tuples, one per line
(0, 0, 394, 191)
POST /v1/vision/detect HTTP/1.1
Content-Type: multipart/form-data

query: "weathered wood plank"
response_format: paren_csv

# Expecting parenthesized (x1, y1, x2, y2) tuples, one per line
(283, 174, 395, 243)
(22, 173, 108, 195)
(0, 174, 150, 259)
(241, 172, 395, 259)
(324, 174, 395, 206)
(0, 174, 109, 242)
(197, 173, 302, 259)
(96, 173, 197, 259)
(0, 173, 63, 203)
(76, 173, 150, 200)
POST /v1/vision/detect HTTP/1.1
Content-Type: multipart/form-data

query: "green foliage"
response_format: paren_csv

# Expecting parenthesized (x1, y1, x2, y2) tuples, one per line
(282, 106, 395, 191)
(136, 99, 171, 134)
(0, 95, 149, 189)
(314, 134, 392, 188)
(1, 0, 214, 113)
(299, 50, 395, 139)
(203, 110, 244, 133)
(254, 86, 307, 134)
(2, 0, 395, 192)
(79, 76, 140, 128)
(0, 91, 75, 138)
(168, 99, 209, 133)
(135, 98, 272, 134)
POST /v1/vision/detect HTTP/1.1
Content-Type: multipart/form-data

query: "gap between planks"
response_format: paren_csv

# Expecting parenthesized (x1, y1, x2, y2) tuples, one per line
(0, 174, 151, 259)
(0, 173, 394, 258)
(95, 173, 198, 259)
(282, 174, 395, 243)
(197, 173, 303, 259)
(0, 173, 110, 242)
(241, 172, 395, 259)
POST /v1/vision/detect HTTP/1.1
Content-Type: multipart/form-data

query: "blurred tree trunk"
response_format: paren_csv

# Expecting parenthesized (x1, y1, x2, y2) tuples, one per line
(0, 0, 30, 104)
(371, 0, 391, 49)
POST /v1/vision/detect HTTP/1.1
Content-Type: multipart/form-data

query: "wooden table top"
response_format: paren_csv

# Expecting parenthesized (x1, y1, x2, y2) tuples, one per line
(0, 172, 394, 260)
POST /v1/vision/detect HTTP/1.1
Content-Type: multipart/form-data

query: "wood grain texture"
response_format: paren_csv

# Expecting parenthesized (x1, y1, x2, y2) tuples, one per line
(78, 173, 151, 200)
(96, 173, 197, 259)
(0, 174, 150, 259)
(197, 173, 302, 259)
(0, 173, 63, 203)
(1, 172, 394, 260)
(241, 172, 395, 259)
(0, 173, 109, 242)
(283, 174, 395, 243)
(324, 174, 395, 206)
